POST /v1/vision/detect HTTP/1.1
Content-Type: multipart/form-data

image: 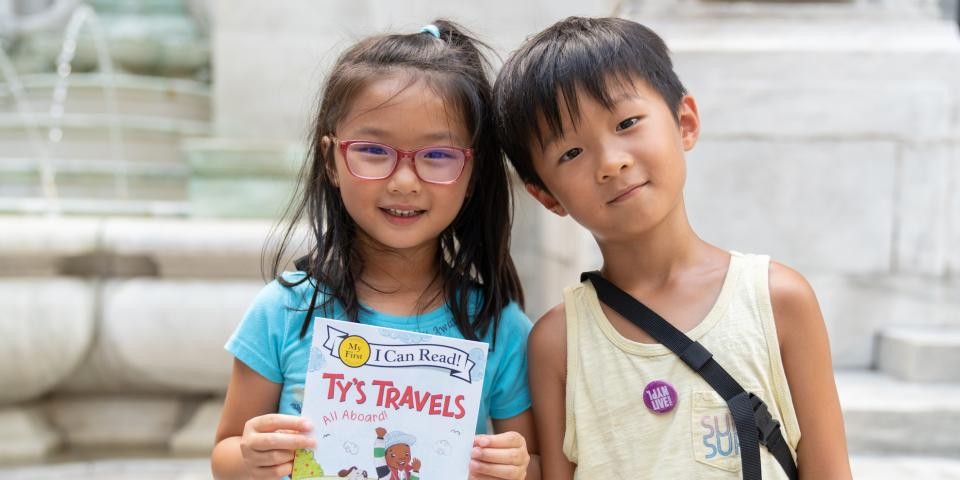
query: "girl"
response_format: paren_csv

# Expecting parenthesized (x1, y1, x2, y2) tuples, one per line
(212, 20, 539, 480)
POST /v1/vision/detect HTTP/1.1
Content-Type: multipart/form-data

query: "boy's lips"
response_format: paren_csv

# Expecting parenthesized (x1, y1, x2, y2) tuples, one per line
(608, 182, 648, 204)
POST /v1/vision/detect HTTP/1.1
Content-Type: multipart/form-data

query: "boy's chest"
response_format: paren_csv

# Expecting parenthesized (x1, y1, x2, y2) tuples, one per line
(597, 274, 726, 343)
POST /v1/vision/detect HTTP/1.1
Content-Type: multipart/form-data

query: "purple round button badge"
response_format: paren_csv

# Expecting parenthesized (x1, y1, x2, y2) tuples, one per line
(643, 380, 678, 414)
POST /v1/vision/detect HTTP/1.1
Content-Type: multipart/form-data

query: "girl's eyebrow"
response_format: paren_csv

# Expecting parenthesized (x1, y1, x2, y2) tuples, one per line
(348, 127, 458, 144)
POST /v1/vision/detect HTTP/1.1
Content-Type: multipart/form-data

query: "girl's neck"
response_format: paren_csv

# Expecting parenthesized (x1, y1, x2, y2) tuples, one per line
(596, 199, 722, 290)
(354, 232, 444, 315)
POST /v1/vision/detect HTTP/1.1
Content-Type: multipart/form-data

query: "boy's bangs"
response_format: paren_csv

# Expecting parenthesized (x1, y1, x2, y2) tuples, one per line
(529, 35, 670, 151)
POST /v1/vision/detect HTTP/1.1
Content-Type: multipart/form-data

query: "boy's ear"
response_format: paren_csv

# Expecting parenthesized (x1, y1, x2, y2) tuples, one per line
(321, 135, 340, 187)
(678, 95, 701, 151)
(525, 183, 568, 217)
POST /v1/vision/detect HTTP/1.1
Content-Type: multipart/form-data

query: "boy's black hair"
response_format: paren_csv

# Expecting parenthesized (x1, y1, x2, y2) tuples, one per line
(268, 19, 523, 346)
(494, 16, 687, 189)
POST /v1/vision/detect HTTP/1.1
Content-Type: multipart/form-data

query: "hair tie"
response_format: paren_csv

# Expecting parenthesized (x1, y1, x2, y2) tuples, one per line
(420, 24, 441, 39)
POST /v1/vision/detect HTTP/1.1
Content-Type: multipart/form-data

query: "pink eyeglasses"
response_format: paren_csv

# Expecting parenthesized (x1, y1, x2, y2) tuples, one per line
(336, 139, 472, 184)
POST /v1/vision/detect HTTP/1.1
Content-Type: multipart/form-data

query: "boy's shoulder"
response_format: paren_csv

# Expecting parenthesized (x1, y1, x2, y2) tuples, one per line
(767, 260, 817, 310)
(766, 259, 822, 344)
(528, 303, 566, 359)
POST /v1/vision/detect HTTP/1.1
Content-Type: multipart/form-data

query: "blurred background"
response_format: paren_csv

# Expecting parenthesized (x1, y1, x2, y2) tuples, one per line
(1, 0, 959, 478)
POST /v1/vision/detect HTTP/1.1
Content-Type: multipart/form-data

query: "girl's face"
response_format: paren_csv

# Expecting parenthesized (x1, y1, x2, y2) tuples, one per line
(330, 75, 472, 255)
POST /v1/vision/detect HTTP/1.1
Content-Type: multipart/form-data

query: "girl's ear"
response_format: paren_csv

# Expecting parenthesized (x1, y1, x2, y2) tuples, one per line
(678, 94, 701, 151)
(525, 183, 567, 216)
(321, 135, 340, 187)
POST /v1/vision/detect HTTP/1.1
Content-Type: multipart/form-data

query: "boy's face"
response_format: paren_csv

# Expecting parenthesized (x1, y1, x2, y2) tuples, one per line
(386, 443, 411, 469)
(526, 76, 700, 244)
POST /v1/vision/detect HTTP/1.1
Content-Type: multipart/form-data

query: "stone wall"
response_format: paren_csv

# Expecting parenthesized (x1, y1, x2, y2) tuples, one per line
(0, 217, 281, 461)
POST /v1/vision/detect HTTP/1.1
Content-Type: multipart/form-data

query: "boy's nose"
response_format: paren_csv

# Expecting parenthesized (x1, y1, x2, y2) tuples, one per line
(596, 150, 634, 182)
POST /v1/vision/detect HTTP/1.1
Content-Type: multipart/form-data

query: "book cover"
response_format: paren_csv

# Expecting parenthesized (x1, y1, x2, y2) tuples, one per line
(292, 317, 489, 479)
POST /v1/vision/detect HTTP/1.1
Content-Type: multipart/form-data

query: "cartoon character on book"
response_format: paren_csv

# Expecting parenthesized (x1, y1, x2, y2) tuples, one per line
(374, 427, 421, 480)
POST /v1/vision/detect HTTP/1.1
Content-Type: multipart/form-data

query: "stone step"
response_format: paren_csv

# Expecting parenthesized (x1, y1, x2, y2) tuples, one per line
(837, 370, 960, 458)
(851, 455, 960, 480)
(0, 216, 302, 277)
(0, 198, 189, 217)
(183, 138, 302, 219)
(0, 113, 211, 166)
(0, 157, 188, 201)
(0, 73, 210, 123)
(877, 326, 960, 383)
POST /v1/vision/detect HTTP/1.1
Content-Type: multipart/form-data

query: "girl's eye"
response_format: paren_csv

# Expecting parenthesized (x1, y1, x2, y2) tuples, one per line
(616, 117, 641, 131)
(559, 147, 582, 163)
(358, 145, 389, 155)
(421, 149, 455, 159)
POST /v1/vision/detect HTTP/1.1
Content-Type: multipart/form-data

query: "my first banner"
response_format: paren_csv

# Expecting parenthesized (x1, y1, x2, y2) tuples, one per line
(322, 325, 478, 383)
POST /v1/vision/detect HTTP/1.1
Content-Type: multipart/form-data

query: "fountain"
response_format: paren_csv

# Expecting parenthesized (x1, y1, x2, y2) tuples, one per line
(0, 0, 211, 217)
(0, 43, 58, 212)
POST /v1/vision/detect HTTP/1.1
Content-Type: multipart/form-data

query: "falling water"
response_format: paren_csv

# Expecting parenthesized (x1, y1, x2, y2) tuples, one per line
(51, 4, 127, 201)
(0, 46, 61, 213)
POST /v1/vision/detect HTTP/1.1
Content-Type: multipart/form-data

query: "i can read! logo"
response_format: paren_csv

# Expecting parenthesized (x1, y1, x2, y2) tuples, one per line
(323, 325, 478, 382)
(337, 335, 372, 367)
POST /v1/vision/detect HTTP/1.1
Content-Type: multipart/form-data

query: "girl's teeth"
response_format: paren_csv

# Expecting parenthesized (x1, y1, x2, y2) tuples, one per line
(386, 208, 421, 217)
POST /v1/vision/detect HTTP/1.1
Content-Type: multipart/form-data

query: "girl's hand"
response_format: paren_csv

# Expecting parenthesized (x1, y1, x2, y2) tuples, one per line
(469, 431, 530, 479)
(239, 413, 316, 479)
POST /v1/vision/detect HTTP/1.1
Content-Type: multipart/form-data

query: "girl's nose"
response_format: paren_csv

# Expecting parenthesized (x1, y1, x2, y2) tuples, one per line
(387, 154, 421, 194)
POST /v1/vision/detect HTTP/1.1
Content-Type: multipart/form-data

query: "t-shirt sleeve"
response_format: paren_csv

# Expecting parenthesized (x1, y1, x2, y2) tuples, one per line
(225, 280, 290, 384)
(487, 302, 534, 419)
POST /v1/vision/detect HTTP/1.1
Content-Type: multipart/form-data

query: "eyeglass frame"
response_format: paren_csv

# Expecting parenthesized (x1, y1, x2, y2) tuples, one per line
(333, 137, 473, 185)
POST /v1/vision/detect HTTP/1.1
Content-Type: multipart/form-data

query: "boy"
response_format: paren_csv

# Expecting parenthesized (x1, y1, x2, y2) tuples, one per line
(494, 17, 852, 479)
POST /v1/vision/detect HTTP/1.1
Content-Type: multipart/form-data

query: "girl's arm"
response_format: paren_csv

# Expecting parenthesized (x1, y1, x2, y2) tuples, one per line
(770, 262, 853, 480)
(526, 305, 575, 479)
(211, 358, 315, 479)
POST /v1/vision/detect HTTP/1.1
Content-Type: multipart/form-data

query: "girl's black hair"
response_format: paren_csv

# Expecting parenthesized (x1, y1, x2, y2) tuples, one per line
(267, 19, 523, 346)
(494, 16, 687, 190)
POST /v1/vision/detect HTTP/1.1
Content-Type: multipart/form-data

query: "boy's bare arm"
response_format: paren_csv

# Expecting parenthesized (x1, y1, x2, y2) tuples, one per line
(770, 262, 853, 480)
(527, 304, 576, 480)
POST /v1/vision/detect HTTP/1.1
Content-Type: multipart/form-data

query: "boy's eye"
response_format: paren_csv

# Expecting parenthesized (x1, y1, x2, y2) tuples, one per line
(616, 117, 641, 131)
(558, 147, 582, 163)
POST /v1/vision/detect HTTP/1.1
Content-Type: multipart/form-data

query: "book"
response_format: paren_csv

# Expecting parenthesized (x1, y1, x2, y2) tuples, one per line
(292, 317, 489, 479)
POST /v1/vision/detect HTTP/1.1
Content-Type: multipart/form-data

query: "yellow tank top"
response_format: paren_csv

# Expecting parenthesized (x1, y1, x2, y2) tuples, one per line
(562, 252, 800, 479)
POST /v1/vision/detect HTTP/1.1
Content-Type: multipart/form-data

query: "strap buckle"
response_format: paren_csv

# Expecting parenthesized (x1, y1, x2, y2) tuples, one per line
(750, 394, 782, 447)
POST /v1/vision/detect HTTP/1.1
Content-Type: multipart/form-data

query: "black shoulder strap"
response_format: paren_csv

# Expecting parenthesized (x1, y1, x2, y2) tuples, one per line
(581, 271, 798, 480)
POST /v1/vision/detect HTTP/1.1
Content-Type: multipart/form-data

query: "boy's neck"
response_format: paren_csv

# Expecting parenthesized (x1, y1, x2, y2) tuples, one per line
(596, 201, 722, 290)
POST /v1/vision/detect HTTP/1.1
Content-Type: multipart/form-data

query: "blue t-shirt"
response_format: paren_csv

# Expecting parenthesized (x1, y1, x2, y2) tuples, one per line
(226, 271, 533, 434)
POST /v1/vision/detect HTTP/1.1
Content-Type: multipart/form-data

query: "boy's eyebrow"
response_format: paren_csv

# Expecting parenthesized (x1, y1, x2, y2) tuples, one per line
(540, 129, 562, 151)
(538, 91, 644, 150)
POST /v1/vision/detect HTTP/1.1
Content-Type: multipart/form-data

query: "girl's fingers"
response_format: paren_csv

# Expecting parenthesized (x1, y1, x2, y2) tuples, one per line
(469, 459, 524, 480)
(471, 445, 527, 466)
(264, 448, 296, 466)
(254, 462, 293, 479)
(474, 431, 525, 449)
(248, 414, 312, 434)
(251, 431, 316, 452)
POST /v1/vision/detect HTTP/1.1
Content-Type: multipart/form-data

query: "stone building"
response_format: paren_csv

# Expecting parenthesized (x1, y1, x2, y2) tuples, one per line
(0, 0, 958, 477)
